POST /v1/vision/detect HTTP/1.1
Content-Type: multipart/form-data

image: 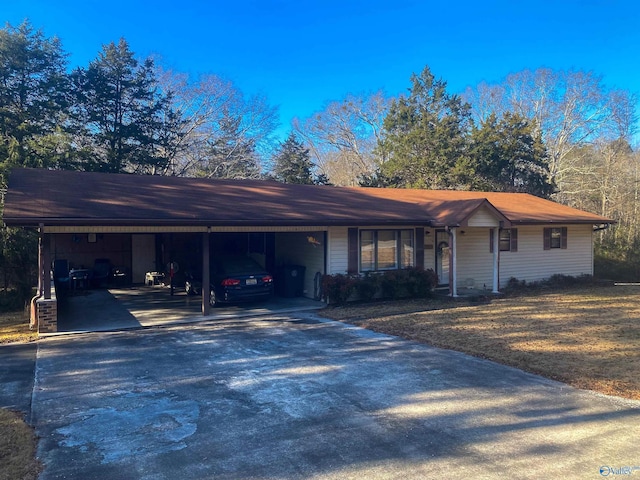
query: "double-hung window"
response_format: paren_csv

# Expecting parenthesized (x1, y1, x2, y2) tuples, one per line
(360, 229, 414, 272)
(544, 227, 567, 250)
(490, 228, 518, 252)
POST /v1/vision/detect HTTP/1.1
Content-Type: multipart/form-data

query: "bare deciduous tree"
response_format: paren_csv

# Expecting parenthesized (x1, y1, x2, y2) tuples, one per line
(156, 67, 279, 177)
(293, 91, 389, 186)
(464, 68, 640, 271)
(463, 68, 636, 189)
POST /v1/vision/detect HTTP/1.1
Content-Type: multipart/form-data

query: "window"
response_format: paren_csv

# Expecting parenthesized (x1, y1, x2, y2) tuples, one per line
(550, 228, 562, 248)
(400, 230, 414, 268)
(360, 230, 375, 271)
(543, 227, 567, 250)
(499, 229, 512, 251)
(360, 229, 414, 272)
(490, 228, 518, 252)
(377, 230, 397, 269)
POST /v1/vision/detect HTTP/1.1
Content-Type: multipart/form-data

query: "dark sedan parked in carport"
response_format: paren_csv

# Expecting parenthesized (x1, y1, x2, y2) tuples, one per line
(185, 255, 274, 307)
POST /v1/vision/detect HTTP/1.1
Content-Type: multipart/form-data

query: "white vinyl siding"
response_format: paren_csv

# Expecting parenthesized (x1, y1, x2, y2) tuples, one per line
(455, 229, 495, 289)
(327, 227, 349, 274)
(498, 224, 593, 286)
(330, 224, 595, 290)
(275, 231, 325, 299)
(452, 225, 594, 290)
(466, 206, 501, 227)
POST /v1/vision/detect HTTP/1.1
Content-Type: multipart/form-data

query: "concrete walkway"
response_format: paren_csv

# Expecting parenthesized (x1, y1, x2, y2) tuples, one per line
(31, 312, 640, 479)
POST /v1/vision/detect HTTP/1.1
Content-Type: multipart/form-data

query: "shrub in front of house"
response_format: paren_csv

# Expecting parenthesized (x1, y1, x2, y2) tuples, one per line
(354, 272, 380, 302)
(505, 277, 527, 291)
(403, 267, 439, 298)
(377, 270, 405, 300)
(377, 267, 439, 300)
(503, 273, 600, 295)
(322, 267, 438, 305)
(321, 274, 357, 305)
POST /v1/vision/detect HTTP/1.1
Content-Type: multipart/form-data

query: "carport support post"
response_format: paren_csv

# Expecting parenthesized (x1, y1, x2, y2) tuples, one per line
(202, 231, 210, 316)
(492, 227, 500, 293)
(41, 229, 51, 300)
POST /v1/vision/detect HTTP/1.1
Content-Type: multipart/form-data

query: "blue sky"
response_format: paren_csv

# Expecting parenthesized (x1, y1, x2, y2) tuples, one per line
(3, 0, 639, 136)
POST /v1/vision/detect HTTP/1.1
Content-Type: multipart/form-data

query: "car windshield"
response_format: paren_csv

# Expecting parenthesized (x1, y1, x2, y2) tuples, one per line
(215, 256, 264, 275)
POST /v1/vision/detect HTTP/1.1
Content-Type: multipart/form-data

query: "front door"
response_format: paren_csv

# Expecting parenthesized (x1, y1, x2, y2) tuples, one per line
(436, 230, 450, 286)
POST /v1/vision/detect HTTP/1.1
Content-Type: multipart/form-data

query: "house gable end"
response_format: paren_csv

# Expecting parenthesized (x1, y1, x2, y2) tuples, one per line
(463, 202, 511, 228)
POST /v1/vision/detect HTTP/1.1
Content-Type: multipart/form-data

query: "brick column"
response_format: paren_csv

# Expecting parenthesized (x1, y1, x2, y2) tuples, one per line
(36, 295, 58, 334)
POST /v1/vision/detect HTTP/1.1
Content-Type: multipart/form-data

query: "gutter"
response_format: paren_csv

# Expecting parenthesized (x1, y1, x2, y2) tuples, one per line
(3, 218, 440, 229)
(593, 223, 612, 232)
(508, 219, 616, 226)
(31, 223, 45, 330)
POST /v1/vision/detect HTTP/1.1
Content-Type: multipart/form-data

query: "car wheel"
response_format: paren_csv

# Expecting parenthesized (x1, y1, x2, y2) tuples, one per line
(209, 288, 218, 308)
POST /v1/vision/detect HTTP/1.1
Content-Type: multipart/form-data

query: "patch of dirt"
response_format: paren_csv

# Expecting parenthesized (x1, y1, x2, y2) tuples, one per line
(0, 409, 41, 480)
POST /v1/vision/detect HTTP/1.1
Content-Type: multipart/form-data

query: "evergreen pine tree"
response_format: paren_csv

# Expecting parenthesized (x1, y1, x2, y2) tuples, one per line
(377, 66, 472, 189)
(469, 112, 554, 197)
(0, 21, 69, 183)
(271, 133, 315, 184)
(71, 38, 180, 174)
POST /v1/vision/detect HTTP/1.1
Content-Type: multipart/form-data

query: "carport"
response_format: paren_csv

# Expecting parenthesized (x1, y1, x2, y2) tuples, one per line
(3, 169, 332, 333)
(41, 226, 327, 334)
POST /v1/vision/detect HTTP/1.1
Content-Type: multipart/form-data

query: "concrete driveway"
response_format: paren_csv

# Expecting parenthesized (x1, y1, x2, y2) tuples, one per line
(56, 287, 324, 333)
(31, 313, 640, 479)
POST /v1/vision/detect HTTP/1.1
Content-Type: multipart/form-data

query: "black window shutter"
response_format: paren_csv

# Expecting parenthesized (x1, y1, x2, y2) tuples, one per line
(511, 228, 518, 252)
(561, 227, 568, 249)
(543, 228, 551, 250)
(489, 228, 494, 253)
(415, 228, 424, 269)
(347, 228, 359, 274)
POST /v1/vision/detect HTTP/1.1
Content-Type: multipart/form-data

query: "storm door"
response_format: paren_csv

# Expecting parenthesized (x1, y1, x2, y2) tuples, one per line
(435, 230, 450, 286)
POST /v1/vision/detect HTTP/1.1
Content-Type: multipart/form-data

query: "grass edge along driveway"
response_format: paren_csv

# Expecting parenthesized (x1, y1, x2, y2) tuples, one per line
(319, 285, 640, 400)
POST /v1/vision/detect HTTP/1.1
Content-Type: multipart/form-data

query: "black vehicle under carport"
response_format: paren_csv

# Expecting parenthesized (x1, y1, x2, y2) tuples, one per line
(178, 231, 316, 307)
(185, 254, 274, 307)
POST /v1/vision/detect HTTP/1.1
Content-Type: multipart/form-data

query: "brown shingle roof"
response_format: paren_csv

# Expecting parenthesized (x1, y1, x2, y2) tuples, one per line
(344, 187, 614, 225)
(2, 168, 613, 228)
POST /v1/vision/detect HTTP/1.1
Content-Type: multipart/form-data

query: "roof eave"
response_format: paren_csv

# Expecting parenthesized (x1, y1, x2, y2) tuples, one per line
(4, 217, 437, 228)
(509, 219, 616, 225)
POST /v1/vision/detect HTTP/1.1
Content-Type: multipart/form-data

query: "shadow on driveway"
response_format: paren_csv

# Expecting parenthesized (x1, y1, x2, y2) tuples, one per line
(0, 342, 37, 413)
(32, 313, 640, 479)
(56, 286, 324, 333)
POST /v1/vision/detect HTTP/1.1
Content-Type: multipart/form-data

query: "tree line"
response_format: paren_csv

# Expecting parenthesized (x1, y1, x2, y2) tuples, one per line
(1, 20, 639, 295)
(293, 68, 638, 275)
